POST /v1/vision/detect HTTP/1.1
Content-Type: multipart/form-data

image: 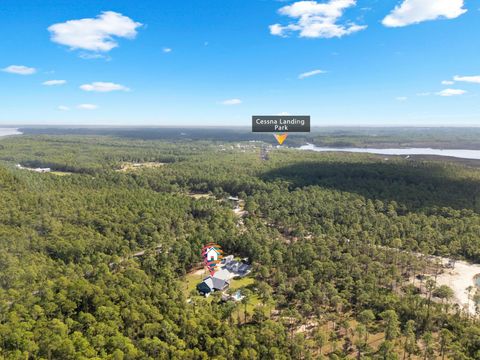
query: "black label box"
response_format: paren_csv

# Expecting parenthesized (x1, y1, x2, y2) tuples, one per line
(252, 115, 310, 133)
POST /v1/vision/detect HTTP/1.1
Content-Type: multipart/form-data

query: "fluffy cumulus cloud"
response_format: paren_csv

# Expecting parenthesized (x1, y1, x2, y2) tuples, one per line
(441, 80, 454, 85)
(437, 88, 466, 97)
(221, 99, 242, 105)
(77, 104, 99, 110)
(382, 0, 467, 27)
(80, 82, 130, 92)
(453, 75, 480, 84)
(48, 11, 142, 52)
(2, 65, 36, 75)
(43, 80, 66, 86)
(298, 69, 325, 79)
(269, 0, 366, 38)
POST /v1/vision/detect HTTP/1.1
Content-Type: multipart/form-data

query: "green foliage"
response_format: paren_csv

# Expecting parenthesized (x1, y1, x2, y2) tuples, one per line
(0, 134, 479, 358)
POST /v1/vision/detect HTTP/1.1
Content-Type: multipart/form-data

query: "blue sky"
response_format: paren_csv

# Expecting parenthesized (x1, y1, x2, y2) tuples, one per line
(1, 0, 479, 126)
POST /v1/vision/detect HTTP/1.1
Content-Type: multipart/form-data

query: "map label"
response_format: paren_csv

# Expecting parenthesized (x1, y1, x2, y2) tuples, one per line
(252, 115, 310, 133)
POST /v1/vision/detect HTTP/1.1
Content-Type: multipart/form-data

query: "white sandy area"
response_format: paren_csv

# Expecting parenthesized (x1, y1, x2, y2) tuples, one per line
(0, 128, 22, 137)
(193, 268, 207, 276)
(436, 259, 480, 315)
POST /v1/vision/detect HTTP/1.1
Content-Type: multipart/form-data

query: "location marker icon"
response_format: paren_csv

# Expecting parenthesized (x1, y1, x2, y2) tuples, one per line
(274, 133, 288, 145)
(201, 243, 223, 276)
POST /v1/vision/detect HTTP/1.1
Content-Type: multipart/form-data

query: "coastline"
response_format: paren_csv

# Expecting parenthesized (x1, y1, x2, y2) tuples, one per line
(0, 128, 22, 138)
(299, 143, 480, 160)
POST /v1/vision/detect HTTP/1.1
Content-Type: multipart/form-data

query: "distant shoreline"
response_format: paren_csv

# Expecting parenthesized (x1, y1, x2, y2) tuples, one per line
(0, 128, 22, 138)
(299, 144, 480, 160)
(6, 126, 480, 151)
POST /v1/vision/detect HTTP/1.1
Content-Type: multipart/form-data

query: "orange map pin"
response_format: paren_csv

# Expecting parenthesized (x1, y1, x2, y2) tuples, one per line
(274, 133, 288, 145)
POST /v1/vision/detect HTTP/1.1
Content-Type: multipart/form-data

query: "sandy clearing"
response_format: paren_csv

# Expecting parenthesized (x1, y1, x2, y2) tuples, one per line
(117, 162, 166, 172)
(188, 193, 214, 200)
(436, 259, 480, 315)
(192, 268, 207, 276)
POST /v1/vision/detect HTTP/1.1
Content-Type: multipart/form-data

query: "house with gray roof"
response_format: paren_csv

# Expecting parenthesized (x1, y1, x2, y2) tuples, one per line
(196, 255, 251, 297)
(197, 276, 230, 296)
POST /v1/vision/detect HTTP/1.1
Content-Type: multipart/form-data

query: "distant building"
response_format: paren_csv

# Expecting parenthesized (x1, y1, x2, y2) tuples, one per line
(226, 196, 241, 210)
(33, 168, 51, 173)
(16, 164, 51, 173)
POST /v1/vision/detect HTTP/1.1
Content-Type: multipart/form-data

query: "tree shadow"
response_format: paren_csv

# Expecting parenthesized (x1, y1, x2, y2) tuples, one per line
(261, 160, 480, 212)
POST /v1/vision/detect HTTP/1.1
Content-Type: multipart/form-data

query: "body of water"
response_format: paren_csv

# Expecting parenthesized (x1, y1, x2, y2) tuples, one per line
(0, 128, 22, 138)
(299, 144, 480, 160)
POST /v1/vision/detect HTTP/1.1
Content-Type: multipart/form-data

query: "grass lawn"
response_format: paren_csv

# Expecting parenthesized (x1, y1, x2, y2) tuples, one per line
(229, 276, 254, 290)
(183, 269, 255, 296)
(50, 171, 73, 176)
(182, 269, 275, 324)
(183, 268, 207, 296)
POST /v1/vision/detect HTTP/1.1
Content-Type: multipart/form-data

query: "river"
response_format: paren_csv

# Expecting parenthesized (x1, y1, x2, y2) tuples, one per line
(299, 144, 480, 160)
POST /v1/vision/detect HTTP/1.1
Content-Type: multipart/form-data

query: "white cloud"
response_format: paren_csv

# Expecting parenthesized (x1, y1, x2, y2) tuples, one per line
(453, 75, 480, 84)
(163, 47, 172, 53)
(221, 99, 242, 105)
(396, 96, 408, 101)
(441, 80, 454, 85)
(43, 79, 67, 86)
(298, 69, 325, 79)
(270, 0, 366, 38)
(2, 65, 36, 75)
(77, 104, 99, 110)
(416, 92, 431, 96)
(278, 112, 291, 116)
(436, 88, 466, 97)
(382, 0, 467, 27)
(79, 53, 110, 60)
(58, 105, 70, 111)
(269, 24, 285, 36)
(80, 82, 130, 92)
(48, 11, 142, 52)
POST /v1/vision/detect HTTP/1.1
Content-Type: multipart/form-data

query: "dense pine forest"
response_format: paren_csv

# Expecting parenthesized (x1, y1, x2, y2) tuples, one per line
(20, 127, 480, 150)
(0, 134, 480, 359)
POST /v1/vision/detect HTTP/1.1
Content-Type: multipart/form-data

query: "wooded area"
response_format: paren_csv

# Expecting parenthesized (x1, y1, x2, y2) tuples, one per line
(0, 134, 479, 359)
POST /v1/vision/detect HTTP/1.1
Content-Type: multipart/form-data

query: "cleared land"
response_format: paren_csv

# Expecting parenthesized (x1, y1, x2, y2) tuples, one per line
(183, 267, 254, 297)
(117, 162, 166, 172)
(436, 259, 480, 315)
